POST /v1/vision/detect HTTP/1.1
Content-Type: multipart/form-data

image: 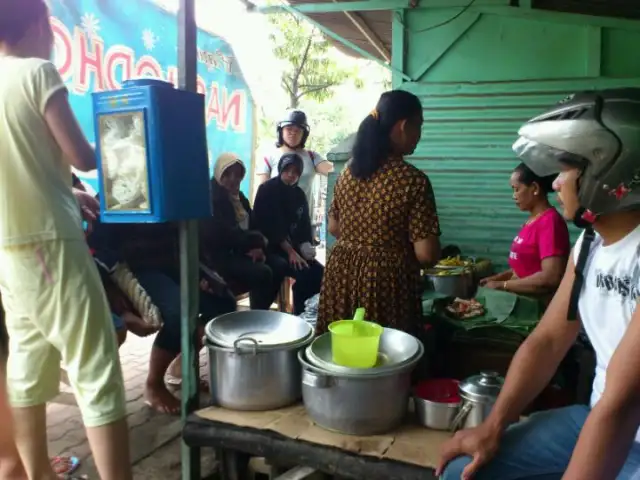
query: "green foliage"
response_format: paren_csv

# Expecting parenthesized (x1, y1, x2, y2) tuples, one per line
(268, 13, 362, 108)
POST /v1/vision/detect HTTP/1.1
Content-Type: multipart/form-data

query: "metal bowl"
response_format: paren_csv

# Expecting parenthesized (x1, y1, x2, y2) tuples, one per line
(413, 396, 460, 430)
(205, 310, 313, 351)
(306, 328, 423, 376)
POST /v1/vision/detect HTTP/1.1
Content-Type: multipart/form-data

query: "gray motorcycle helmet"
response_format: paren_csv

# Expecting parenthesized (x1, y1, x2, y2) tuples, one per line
(512, 88, 640, 218)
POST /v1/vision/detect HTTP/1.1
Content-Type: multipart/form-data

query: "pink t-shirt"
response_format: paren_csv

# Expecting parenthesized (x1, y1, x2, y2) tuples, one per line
(508, 208, 570, 279)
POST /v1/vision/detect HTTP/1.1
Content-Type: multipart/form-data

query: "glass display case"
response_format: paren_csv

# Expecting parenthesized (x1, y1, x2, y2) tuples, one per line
(98, 111, 151, 212)
(92, 79, 211, 223)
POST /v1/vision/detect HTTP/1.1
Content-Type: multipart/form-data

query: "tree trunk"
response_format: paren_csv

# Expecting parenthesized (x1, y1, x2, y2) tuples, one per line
(289, 92, 299, 109)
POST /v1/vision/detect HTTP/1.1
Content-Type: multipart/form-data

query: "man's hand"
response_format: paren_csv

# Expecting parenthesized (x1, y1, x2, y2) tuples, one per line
(73, 188, 99, 232)
(436, 422, 502, 479)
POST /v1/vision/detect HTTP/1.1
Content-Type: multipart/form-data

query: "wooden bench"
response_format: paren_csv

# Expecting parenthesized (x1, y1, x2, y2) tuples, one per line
(184, 404, 445, 480)
(232, 279, 292, 313)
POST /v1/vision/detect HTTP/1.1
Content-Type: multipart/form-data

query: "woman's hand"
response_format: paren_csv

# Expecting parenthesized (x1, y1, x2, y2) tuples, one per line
(288, 249, 308, 270)
(484, 280, 504, 290)
(122, 311, 159, 337)
(200, 271, 227, 295)
(74, 188, 99, 232)
(436, 423, 503, 479)
(247, 248, 266, 263)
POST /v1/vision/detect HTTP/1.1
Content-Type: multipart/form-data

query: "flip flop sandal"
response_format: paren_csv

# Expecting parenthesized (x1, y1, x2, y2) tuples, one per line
(51, 455, 80, 476)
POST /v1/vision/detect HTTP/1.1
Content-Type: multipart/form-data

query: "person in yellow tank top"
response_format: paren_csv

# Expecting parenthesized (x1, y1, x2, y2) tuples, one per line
(0, 2, 132, 479)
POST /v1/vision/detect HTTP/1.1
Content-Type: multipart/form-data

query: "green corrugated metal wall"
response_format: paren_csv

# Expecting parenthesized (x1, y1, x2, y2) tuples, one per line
(323, 8, 640, 268)
(395, 8, 640, 270)
(403, 77, 640, 269)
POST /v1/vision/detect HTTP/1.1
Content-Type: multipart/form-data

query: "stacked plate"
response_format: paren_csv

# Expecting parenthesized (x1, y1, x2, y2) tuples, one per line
(305, 328, 423, 376)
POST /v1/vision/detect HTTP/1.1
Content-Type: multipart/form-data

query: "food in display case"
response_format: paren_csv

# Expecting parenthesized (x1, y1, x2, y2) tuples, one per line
(98, 112, 150, 211)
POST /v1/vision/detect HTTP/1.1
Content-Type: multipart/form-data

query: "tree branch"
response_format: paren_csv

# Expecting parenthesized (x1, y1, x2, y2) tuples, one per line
(292, 32, 314, 96)
(281, 77, 294, 97)
(298, 83, 339, 98)
(298, 83, 338, 90)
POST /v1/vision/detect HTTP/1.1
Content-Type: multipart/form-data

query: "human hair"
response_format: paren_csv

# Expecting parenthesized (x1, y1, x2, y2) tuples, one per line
(0, 0, 49, 45)
(513, 162, 556, 195)
(351, 90, 423, 180)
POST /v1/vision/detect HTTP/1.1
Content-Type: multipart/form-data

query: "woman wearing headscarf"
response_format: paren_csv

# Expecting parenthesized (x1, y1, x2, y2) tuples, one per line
(253, 153, 324, 315)
(200, 152, 287, 310)
(255, 110, 333, 209)
(316, 90, 442, 334)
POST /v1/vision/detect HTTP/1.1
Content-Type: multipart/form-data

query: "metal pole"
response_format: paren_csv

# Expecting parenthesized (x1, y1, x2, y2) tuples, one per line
(178, 0, 201, 478)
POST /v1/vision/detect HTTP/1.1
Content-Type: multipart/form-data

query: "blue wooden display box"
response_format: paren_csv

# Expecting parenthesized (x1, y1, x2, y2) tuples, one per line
(92, 79, 211, 223)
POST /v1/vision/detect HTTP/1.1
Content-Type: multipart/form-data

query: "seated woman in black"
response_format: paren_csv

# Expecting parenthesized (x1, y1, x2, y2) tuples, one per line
(253, 153, 324, 315)
(201, 152, 287, 310)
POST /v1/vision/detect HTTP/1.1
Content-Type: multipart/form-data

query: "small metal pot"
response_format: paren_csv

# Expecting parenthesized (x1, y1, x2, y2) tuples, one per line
(414, 396, 460, 431)
(424, 268, 475, 299)
(451, 371, 504, 431)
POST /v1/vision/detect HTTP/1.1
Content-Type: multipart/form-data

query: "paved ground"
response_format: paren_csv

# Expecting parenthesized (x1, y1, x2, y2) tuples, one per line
(46, 248, 327, 478)
(48, 334, 217, 479)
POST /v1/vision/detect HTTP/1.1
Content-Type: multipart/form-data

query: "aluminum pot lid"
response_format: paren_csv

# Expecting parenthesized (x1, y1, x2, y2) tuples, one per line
(459, 371, 504, 403)
(205, 311, 313, 349)
(306, 329, 423, 376)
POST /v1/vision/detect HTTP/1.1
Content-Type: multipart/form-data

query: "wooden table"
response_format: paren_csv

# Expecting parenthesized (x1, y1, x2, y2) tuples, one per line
(183, 404, 450, 480)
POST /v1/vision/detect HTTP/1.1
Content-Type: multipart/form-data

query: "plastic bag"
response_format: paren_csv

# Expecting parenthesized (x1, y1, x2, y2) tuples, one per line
(299, 294, 319, 328)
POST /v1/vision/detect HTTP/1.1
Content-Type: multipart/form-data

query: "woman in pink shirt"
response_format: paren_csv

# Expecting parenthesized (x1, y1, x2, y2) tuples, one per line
(480, 163, 570, 296)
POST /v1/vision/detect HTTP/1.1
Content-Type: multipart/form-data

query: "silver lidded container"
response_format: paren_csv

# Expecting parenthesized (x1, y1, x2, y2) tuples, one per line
(205, 311, 314, 411)
(451, 371, 504, 431)
(300, 328, 424, 436)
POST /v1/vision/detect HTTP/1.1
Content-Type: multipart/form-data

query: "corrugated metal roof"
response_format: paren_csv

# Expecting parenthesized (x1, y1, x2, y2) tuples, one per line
(533, 0, 640, 20)
(288, 0, 392, 60)
(287, 0, 640, 61)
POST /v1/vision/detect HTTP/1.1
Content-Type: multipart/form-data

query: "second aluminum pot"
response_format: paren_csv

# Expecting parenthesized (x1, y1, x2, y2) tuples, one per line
(206, 336, 312, 411)
(299, 344, 423, 436)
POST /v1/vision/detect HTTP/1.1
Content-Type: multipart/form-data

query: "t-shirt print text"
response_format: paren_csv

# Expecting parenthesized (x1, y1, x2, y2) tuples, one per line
(594, 268, 640, 301)
(509, 236, 524, 260)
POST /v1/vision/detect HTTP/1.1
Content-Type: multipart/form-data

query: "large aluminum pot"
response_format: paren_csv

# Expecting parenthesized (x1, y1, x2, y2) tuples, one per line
(206, 336, 312, 411)
(205, 311, 314, 411)
(299, 343, 423, 436)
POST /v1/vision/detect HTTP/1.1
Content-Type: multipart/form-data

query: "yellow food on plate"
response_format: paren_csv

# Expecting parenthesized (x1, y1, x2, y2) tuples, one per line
(437, 255, 471, 268)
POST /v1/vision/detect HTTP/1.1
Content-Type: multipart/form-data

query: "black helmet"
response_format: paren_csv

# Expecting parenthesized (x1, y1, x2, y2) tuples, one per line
(276, 109, 310, 148)
(512, 88, 640, 219)
(277, 153, 304, 176)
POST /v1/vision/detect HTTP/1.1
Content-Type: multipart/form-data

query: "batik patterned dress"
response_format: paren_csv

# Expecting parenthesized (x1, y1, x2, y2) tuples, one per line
(317, 158, 440, 334)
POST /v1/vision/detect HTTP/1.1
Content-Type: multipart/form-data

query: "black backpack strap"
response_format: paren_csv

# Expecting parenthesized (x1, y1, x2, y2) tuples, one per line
(568, 227, 596, 321)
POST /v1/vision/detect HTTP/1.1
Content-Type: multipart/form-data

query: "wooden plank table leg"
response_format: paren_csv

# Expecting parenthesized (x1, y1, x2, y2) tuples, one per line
(217, 448, 251, 480)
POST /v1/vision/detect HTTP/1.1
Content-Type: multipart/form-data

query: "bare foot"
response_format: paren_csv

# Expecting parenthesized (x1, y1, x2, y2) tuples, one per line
(144, 383, 180, 415)
(165, 375, 209, 392)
